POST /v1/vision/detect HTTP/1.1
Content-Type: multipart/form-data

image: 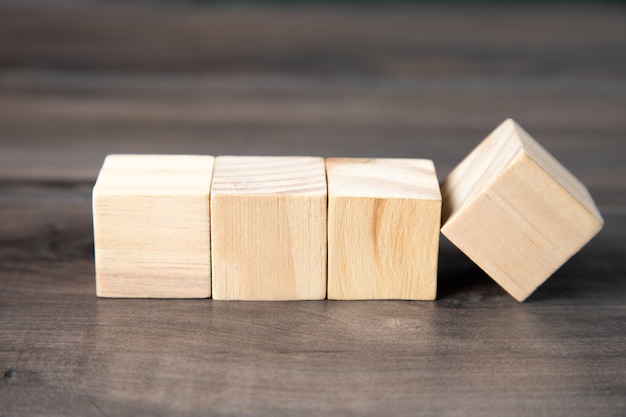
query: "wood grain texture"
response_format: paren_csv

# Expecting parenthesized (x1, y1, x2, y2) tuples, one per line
(441, 119, 604, 302)
(93, 154, 214, 298)
(210, 156, 327, 300)
(0, 3, 625, 417)
(326, 158, 440, 300)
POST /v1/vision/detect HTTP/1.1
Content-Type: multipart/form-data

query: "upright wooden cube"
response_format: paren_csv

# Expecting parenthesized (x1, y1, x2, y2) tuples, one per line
(93, 154, 214, 298)
(441, 119, 604, 302)
(210, 156, 327, 300)
(326, 158, 441, 300)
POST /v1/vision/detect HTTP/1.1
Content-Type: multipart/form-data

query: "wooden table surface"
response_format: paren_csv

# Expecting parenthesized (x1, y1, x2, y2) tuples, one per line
(1, 3, 625, 416)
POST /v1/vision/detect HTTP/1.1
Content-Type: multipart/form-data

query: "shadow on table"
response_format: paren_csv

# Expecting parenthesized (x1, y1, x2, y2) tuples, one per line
(435, 235, 497, 301)
(437, 224, 623, 305)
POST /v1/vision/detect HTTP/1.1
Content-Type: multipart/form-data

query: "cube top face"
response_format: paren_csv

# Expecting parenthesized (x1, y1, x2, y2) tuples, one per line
(93, 154, 214, 298)
(326, 158, 441, 300)
(94, 154, 215, 197)
(514, 124, 603, 221)
(211, 156, 327, 196)
(210, 156, 327, 301)
(326, 158, 441, 201)
(441, 119, 522, 224)
(441, 119, 604, 302)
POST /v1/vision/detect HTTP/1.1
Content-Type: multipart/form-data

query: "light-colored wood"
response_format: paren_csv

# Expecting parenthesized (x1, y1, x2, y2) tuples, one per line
(210, 156, 327, 300)
(441, 119, 604, 302)
(326, 158, 441, 300)
(92, 154, 214, 298)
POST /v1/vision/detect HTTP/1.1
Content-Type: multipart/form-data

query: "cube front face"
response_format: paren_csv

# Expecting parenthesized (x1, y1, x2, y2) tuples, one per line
(210, 156, 327, 300)
(93, 155, 214, 298)
(328, 197, 440, 300)
(326, 158, 441, 300)
(443, 152, 604, 302)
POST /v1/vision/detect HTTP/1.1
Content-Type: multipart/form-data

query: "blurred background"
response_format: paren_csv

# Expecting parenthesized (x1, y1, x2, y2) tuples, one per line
(0, 0, 624, 187)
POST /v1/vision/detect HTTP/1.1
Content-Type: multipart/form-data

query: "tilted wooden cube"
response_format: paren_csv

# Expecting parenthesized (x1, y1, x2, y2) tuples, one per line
(210, 156, 327, 300)
(93, 155, 215, 298)
(441, 119, 604, 302)
(326, 158, 441, 300)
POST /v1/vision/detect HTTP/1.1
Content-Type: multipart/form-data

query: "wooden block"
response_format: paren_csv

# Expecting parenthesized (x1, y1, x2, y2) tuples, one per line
(93, 154, 214, 298)
(326, 158, 441, 300)
(441, 119, 604, 302)
(210, 156, 327, 300)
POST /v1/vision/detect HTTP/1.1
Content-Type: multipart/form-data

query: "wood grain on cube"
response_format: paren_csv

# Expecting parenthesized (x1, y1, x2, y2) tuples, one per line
(93, 154, 214, 298)
(210, 156, 327, 301)
(441, 119, 604, 302)
(326, 158, 441, 300)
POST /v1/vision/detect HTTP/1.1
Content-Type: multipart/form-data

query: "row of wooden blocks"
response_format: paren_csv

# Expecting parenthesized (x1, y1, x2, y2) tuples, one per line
(93, 119, 604, 302)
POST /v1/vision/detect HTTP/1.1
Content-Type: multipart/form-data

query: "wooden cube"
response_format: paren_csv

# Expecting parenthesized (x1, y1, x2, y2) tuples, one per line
(210, 156, 327, 300)
(326, 158, 441, 300)
(93, 155, 214, 298)
(441, 119, 604, 302)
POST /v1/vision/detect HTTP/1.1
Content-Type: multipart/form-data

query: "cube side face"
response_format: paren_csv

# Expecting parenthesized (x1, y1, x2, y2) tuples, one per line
(211, 194, 327, 301)
(328, 196, 440, 300)
(442, 153, 603, 301)
(93, 193, 211, 298)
